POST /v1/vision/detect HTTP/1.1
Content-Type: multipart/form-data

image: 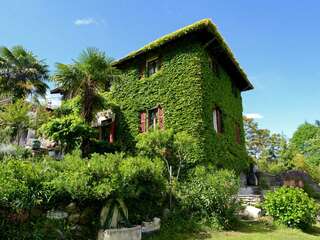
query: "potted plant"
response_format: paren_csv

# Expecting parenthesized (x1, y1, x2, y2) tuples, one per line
(97, 198, 141, 240)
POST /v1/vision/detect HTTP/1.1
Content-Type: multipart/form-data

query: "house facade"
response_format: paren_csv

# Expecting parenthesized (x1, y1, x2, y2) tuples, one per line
(111, 19, 253, 171)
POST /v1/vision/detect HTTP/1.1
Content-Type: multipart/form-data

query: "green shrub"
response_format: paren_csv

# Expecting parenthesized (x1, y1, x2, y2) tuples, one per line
(262, 186, 319, 229)
(177, 166, 240, 229)
(0, 150, 167, 225)
(0, 214, 75, 240)
(119, 156, 167, 222)
(0, 158, 49, 210)
(39, 114, 96, 153)
(0, 144, 32, 160)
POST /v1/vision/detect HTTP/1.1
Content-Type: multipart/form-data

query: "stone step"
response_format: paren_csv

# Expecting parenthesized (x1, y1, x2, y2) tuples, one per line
(238, 194, 263, 206)
(239, 186, 262, 195)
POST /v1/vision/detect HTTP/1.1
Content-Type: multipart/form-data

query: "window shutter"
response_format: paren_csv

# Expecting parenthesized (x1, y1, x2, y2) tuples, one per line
(140, 111, 147, 132)
(213, 109, 218, 133)
(109, 121, 116, 143)
(158, 107, 164, 129)
(156, 56, 162, 72)
(139, 63, 145, 79)
(217, 109, 222, 133)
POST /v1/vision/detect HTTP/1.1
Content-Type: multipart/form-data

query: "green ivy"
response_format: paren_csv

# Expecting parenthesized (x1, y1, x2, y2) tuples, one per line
(111, 37, 249, 172)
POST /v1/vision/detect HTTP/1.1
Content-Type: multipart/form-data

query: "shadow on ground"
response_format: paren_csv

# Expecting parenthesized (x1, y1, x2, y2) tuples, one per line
(234, 219, 277, 234)
(304, 225, 320, 236)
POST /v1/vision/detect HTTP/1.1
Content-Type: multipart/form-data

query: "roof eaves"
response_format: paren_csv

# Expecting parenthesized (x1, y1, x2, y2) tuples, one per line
(113, 19, 253, 91)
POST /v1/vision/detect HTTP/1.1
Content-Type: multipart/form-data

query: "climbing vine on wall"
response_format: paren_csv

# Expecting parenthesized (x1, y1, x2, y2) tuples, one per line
(111, 36, 249, 172)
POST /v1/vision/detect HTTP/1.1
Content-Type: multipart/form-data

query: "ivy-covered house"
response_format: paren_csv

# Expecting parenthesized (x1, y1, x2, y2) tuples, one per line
(111, 19, 253, 170)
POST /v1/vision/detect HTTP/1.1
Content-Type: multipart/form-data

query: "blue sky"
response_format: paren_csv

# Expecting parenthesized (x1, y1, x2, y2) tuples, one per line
(1, 0, 319, 137)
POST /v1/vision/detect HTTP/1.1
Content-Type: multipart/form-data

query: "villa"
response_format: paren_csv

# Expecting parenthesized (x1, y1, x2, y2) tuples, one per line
(111, 19, 253, 169)
(52, 19, 253, 169)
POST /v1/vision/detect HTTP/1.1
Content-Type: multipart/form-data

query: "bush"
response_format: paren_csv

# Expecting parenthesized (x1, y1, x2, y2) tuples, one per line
(177, 166, 240, 230)
(119, 156, 167, 222)
(0, 158, 48, 210)
(262, 186, 319, 229)
(0, 150, 167, 224)
(0, 144, 32, 160)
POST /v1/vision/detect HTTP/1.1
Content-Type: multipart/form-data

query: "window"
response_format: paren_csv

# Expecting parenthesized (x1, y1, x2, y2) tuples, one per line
(146, 57, 161, 77)
(140, 106, 164, 132)
(235, 123, 241, 144)
(213, 107, 223, 133)
(140, 111, 147, 133)
(98, 120, 116, 143)
(208, 54, 219, 75)
(148, 108, 158, 129)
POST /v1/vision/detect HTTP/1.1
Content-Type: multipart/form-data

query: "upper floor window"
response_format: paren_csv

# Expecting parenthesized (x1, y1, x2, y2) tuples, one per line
(208, 54, 219, 75)
(146, 57, 161, 77)
(213, 107, 223, 134)
(140, 106, 164, 132)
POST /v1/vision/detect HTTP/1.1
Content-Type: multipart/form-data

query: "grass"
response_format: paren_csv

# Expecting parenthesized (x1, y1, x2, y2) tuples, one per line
(146, 219, 320, 240)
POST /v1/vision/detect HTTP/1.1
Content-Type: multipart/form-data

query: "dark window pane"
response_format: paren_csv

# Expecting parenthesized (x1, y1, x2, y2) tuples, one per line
(146, 58, 160, 77)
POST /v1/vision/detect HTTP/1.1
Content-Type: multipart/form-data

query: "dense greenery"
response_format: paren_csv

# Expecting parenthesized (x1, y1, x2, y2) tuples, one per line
(40, 113, 96, 153)
(245, 118, 320, 182)
(0, 99, 31, 144)
(2, 35, 320, 238)
(52, 48, 120, 155)
(52, 48, 118, 123)
(0, 151, 166, 219)
(177, 166, 240, 230)
(112, 37, 248, 172)
(136, 129, 199, 180)
(244, 117, 288, 174)
(263, 187, 319, 229)
(0, 46, 49, 101)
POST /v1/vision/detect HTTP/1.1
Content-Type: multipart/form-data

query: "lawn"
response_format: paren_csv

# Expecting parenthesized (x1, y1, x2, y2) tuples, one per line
(146, 220, 320, 240)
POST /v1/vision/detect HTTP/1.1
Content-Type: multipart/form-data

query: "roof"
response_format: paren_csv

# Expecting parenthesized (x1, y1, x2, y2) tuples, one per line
(113, 19, 253, 91)
(50, 87, 64, 94)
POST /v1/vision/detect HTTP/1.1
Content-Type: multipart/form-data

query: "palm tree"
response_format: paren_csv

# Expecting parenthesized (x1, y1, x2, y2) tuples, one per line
(0, 46, 49, 101)
(52, 48, 120, 154)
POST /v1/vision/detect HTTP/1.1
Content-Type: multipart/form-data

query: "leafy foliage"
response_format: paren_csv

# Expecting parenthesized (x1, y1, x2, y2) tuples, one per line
(0, 45, 49, 101)
(0, 99, 31, 144)
(52, 48, 119, 123)
(40, 113, 96, 153)
(100, 198, 129, 229)
(177, 166, 240, 230)
(288, 122, 320, 181)
(291, 123, 320, 154)
(112, 38, 248, 172)
(244, 117, 289, 173)
(0, 158, 48, 210)
(136, 129, 199, 179)
(0, 144, 32, 160)
(0, 151, 167, 224)
(263, 187, 319, 229)
(52, 48, 120, 155)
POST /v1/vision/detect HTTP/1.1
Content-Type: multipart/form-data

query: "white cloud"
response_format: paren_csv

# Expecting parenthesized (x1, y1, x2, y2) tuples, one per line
(244, 113, 264, 119)
(74, 18, 97, 26)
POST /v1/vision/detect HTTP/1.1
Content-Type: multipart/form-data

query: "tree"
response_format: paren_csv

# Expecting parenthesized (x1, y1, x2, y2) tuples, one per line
(40, 114, 96, 153)
(52, 48, 119, 123)
(244, 117, 270, 160)
(136, 129, 198, 208)
(52, 48, 120, 155)
(290, 122, 320, 154)
(244, 117, 287, 162)
(40, 98, 96, 153)
(0, 100, 31, 144)
(0, 46, 49, 101)
(244, 117, 288, 173)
